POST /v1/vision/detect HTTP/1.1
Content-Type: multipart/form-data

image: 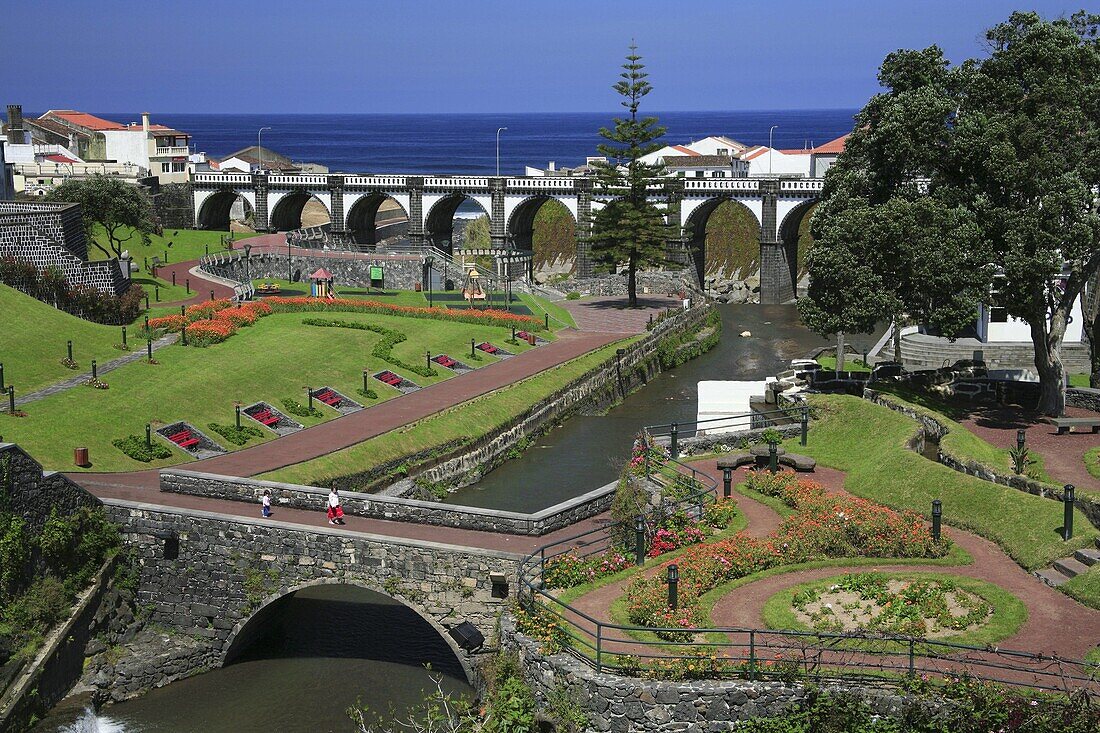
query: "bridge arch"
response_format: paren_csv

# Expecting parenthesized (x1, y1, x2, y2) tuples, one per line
(777, 197, 819, 295)
(345, 193, 410, 247)
(221, 578, 475, 684)
(197, 190, 253, 231)
(425, 194, 490, 253)
(269, 190, 332, 232)
(507, 196, 576, 274)
(682, 196, 761, 286)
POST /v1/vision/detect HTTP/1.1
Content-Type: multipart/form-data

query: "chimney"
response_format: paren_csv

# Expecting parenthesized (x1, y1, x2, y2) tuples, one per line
(141, 112, 150, 133)
(6, 104, 24, 144)
(548, 161, 555, 171)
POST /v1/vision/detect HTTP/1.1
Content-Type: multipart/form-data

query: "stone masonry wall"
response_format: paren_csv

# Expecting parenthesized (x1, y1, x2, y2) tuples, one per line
(201, 249, 425, 291)
(1, 442, 101, 531)
(553, 268, 702, 298)
(0, 201, 128, 296)
(101, 501, 520, 675)
(160, 470, 616, 536)
(1067, 387, 1100, 413)
(501, 616, 939, 732)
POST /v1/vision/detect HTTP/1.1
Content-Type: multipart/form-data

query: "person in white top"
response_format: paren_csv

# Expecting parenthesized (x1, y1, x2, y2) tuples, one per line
(327, 488, 345, 525)
(261, 489, 272, 518)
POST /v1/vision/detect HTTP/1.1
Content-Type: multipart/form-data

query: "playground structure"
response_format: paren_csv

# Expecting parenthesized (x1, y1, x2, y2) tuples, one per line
(462, 265, 486, 303)
(309, 268, 335, 298)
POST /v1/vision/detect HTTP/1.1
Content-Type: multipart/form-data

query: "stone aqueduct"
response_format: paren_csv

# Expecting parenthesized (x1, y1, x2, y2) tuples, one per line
(192, 172, 824, 303)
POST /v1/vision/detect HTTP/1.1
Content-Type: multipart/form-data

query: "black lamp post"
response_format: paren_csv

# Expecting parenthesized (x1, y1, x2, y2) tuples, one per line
(235, 405, 242, 429)
(244, 243, 252, 282)
(931, 499, 942, 543)
(145, 423, 152, 448)
(1064, 485, 1075, 541)
(635, 515, 646, 566)
(670, 422, 679, 459)
(426, 258, 434, 307)
(722, 466, 733, 499)
(287, 237, 292, 282)
(768, 440, 779, 474)
(1016, 429, 1026, 453)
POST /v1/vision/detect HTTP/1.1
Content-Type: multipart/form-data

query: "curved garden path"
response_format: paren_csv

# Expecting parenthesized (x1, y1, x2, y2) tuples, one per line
(565, 460, 1100, 669)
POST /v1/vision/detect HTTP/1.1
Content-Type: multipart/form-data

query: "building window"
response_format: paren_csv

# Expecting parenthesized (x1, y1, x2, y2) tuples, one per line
(714, 171, 725, 178)
(717, 148, 728, 156)
(172, 161, 186, 173)
(694, 171, 704, 178)
(161, 162, 171, 173)
(990, 307, 1008, 323)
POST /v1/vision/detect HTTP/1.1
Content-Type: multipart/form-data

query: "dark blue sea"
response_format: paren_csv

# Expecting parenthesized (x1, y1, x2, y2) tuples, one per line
(88, 111, 857, 175)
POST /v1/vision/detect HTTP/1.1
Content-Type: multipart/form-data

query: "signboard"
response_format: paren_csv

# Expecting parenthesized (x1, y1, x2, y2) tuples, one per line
(369, 266, 384, 280)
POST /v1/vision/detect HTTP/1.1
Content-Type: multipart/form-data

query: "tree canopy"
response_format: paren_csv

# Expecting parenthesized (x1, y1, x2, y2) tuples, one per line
(800, 11, 1100, 414)
(588, 44, 670, 307)
(47, 175, 158, 259)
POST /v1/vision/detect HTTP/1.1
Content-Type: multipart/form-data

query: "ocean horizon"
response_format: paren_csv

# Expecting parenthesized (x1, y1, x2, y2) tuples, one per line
(73, 110, 858, 176)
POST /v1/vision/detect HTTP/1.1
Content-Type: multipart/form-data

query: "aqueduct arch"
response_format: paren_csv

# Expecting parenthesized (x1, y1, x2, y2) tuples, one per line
(777, 198, 819, 295)
(507, 196, 576, 271)
(682, 196, 762, 286)
(425, 194, 489, 253)
(269, 191, 331, 232)
(197, 190, 253, 231)
(345, 193, 409, 247)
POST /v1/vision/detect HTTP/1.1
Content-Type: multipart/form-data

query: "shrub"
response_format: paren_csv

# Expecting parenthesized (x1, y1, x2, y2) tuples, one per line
(566, 291, 580, 300)
(0, 257, 145, 324)
(112, 434, 173, 462)
(543, 550, 632, 589)
(281, 397, 322, 418)
(207, 422, 264, 446)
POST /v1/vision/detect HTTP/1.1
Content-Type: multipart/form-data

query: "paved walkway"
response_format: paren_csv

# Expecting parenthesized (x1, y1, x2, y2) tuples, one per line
(956, 404, 1100, 494)
(561, 295, 683, 334)
(565, 459, 1100, 671)
(14, 333, 179, 408)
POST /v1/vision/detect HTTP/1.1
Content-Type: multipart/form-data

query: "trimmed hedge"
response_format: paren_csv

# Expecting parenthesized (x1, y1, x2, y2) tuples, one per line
(207, 422, 264, 446)
(281, 397, 322, 418)
(301, 318, 438, 377)
(111, 434, 172, 462)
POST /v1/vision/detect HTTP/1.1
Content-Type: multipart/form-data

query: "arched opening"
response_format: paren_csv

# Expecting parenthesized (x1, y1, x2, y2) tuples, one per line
(683, 198, 761, 286)
(425, 194, 490, 255)
(197, 190, 253, 231)
(269, 191, 331, 232)
(778, 199, 819, 296)
(509, 197, 576, 278)
(223, 582, 471, 683)
(346, 193, 409, 248)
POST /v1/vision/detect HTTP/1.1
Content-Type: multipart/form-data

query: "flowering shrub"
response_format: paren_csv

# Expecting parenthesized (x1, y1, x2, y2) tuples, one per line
(185, 319, 238, 346)
(266, 296, 545, 330)
(624, 478, 949, 638)
(543, 550, 632, 589)
(146, 314, 186, 333)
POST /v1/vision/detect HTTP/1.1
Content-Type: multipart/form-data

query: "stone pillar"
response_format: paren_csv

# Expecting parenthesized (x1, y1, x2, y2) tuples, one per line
(407, 177, 425, 248)
(663, 178, 690, 271)
(328, 176, 345, 235)
(758, 179, 793, 304)
(575, 178, 593, 278)
(490, 178, 507, 250)
(252, 174, 270, 232)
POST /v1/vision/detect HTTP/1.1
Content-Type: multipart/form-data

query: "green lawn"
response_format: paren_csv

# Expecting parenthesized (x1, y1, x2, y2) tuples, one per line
(816, 356, 871, 372)
(87, 225, 258, 265)
(0, 285, 131, 394)
(1070, 373, 1091, 388)
(2, 311, 541, 472)
(130, 274, 192, 306)
(795, 395, 1098, 575)
(515, 292, 577, 330)
(871, 384, 1053, 484)
(1063, 565, 1100, 611)
(261, 337, 638, 487)
(1085, 447, 1100, 480)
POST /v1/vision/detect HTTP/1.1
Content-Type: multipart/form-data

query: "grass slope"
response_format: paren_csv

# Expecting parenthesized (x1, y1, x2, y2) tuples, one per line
(88, 225, 258, 265)
(797, 395, 1098, 573)
(0, 285, 130, 393)
(2, 311, 539, 472)
(261, 337, 638, 487)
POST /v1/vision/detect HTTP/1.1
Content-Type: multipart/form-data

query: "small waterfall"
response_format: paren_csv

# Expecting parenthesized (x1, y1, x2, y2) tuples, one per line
(58, 707, 124, 733)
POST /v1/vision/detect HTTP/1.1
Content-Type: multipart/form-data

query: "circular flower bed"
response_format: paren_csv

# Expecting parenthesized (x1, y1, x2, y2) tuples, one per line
(761, 571, 1027, 646)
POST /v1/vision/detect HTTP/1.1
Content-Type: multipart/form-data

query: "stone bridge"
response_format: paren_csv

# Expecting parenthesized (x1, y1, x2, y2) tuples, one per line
(101, 498, 520, 682)
(192, 173, 824, 303)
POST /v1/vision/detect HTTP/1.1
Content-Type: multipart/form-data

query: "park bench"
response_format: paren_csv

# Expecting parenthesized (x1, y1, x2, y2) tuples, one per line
(477, 342, 499, 354)
(312, 389, 342, 407)
(716, 445, 817, 473)
(1046, 416, 1100, 435)
(376, 371, 403, 386)
(433, 355, 458, 368)
(250, 409, 280, 427)
(168, 429, 200, 449)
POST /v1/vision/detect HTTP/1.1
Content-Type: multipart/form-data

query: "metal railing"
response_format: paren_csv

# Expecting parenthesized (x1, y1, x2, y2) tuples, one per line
(516, 461, 1099, 693)
(644, 406, 810, 456)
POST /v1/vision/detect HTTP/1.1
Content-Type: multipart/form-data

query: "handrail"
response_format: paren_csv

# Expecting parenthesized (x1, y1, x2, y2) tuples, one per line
(644, 407, 802, 437)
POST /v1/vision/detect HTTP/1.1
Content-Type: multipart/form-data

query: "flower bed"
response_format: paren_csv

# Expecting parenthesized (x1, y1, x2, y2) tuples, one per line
(624, 475, 949, 640)
(786, 572, 993, 637)
(143, 296, 543, 348)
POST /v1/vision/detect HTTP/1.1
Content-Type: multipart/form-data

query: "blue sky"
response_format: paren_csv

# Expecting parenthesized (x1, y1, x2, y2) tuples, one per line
(2, 0, 1085, 113)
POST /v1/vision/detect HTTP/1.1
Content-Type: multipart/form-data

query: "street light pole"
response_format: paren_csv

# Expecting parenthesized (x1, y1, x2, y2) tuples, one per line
(768, 125, 779, 175)
(257, 126, 272, 172)
(496, 127, 508, 176)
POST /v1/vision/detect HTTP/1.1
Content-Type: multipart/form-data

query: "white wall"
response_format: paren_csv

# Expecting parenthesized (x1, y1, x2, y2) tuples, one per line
(101, 130, 149, 168)
(747, 150, 811, 177)
(979, 296, 1084, 343)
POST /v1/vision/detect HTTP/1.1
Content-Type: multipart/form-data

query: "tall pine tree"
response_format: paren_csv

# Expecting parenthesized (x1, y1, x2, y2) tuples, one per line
(589, 44, 670, 307)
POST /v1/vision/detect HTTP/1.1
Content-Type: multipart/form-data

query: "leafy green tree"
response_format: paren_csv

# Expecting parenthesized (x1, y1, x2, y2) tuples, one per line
(800, 47, 991, 363)
(589, 44, 670, 307)
(946, 11, 1100, 414)
(47, 174, 158, 259)
(462, 214, 490, 249)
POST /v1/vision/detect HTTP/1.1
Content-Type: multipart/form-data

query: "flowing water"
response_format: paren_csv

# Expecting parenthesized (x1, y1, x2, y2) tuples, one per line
(79, 586, 471, 733)
(444, 304, 879, 512)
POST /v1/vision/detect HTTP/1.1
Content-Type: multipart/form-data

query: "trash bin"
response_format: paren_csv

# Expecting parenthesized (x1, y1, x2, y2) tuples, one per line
(74, 447, 89, 467)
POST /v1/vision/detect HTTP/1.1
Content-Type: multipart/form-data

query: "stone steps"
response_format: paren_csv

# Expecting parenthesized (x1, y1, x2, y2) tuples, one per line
(1035, 537, 1100, 588)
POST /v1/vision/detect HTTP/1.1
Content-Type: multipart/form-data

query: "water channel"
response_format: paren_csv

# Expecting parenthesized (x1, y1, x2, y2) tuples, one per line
(58, 304, 880, 732)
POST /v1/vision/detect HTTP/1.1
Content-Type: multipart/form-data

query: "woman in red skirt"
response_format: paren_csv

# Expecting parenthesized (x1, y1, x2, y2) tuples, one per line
(327, 488, 346, 525)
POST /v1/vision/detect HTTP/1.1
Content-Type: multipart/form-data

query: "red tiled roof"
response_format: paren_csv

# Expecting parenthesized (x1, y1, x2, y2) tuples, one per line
(811, 134, 848, 154)
(742, 147, 771, 161)
(671, 145, 700, 156)
(44, 154, 78, 163)
(45, 110, 124, 130)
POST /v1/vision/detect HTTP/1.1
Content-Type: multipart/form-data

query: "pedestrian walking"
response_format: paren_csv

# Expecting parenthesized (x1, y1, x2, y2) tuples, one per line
(261, 489, 272, 518)
(327, 488, 345, 525)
